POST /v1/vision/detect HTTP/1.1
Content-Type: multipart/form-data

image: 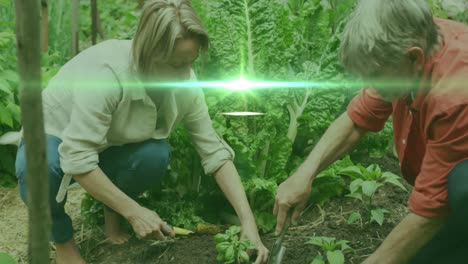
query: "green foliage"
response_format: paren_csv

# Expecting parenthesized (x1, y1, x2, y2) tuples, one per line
(308, 156, 354, 204)
(342, 164, 406, 226)
(48, 0, 72, 62)
(306, 236, 353, 264)
(352, 119, 393, 159)
(0, 252, 16, 264)
(0, 8, 20, 187)
(79, 0, 138, 49)
(214, 226, 256, 264)
(81, 193, 104, 227)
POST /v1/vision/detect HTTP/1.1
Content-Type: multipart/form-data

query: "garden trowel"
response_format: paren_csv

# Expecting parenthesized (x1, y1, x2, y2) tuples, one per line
(267, 211, 292, 264)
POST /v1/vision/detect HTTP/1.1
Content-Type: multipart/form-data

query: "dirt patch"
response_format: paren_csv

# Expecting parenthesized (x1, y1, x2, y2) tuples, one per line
(1, 153, 410, 264)
(0, 187, 90, 264)
(89, 186, 410, 264)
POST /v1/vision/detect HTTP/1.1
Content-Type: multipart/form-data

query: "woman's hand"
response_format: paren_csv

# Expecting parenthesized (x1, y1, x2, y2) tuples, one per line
(241, 223, 269, 264)
(126, 206, 175, 240)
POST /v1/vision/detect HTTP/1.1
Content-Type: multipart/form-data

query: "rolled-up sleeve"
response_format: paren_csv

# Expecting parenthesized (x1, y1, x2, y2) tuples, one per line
(183, 89, 235, 175)
(346, 88, 393, 132)
(409, 104, 468, 218)
(58, 68, 121, 175)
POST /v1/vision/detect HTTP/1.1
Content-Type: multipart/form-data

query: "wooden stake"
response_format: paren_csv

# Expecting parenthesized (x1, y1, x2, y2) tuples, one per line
(41, 0, 48, 53)
(91, 0, 97, 45)
(71, 0, 79, 56)
(14, 0, 51, 263)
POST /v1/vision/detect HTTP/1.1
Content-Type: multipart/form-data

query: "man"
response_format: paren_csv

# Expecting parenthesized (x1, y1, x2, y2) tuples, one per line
(274, 0, 468, 263)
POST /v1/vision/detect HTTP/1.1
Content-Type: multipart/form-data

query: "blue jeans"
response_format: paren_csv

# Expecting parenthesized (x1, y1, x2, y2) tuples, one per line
(15, 135, 170, 243)
(410, 160, 468, 263)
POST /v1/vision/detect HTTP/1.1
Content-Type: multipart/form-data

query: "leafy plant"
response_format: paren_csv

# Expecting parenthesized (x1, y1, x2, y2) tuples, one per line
(306, 236, 353, 264)
(0, 12, 21, 187)
(0, 252, 16, 264)
(340, 164, 407, 226)
(308, 156, 353, 204)
(214, 226, 256, 264)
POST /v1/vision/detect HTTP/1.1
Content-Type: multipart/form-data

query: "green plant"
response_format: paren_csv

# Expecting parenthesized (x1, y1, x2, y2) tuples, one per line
(0, 252, 16, 264)
(214, 226, 256, 264)
(340, 164, 407, 226)
(0, 10, 21, 187)
(306, 236, 353, 264)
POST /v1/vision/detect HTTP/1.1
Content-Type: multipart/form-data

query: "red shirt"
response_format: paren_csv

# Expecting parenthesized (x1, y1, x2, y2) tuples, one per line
(347, 18, 468, 218)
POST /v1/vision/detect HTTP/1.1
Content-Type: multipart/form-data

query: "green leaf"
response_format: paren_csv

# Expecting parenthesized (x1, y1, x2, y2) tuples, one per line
(225, 245, 235, 261)
(361, 181, 381, 197)
(0, 104, 13, 127)
(1, 70, 18, 83)
(239, 250, 250, 263)
(0, 252, 16, 264)
(340, 242, 352, 252)
(370, 209, 389, 226)
(347, 211, 361, 224)
(339, 166, 363, 179)
(214, 233, 229, 243)
(311, 255, 325, 264)
(216, 241, 230, 253)
(0, 0, 10, 7)
(326, 250, 345, 264)
(7, 102, 21, 123)
(349, 179, 363, 193)
(306, 236, 325, 247)
(0, 79, 13, 95)
(382, 172, 407, 192)
(346, 192, 363, 202)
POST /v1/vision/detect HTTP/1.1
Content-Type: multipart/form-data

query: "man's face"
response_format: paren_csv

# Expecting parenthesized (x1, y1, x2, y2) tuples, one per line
(362, 48, 425, 102)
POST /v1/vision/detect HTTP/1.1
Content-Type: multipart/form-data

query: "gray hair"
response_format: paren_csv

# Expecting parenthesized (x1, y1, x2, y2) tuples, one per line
(132, 0, 209, 76)
(339, 0, 439, 77)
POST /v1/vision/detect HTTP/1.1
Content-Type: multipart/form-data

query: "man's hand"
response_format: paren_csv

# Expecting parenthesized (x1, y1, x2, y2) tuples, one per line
(126, 206, 175, 240)
(241, 224, 269, 264)
(273, 172, 312, 235)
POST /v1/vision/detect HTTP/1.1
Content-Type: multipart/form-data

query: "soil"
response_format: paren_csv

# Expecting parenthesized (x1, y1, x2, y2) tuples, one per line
(87, 153, 410, 264)
(1, 153, 410, 264)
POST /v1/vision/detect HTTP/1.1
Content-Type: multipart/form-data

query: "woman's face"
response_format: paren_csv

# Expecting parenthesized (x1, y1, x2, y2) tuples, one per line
(151, 37, 200, 82)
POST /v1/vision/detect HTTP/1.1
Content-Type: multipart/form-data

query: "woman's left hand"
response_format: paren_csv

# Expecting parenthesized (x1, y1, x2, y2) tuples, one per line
(241, 223, 269, 264)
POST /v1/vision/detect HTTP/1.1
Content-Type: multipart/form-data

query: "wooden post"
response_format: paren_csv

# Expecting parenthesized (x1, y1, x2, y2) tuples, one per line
(97, 10, 105, 39)
(91, 0, 97, 44)
(14, 0, 51, 263)
(71, 0, 79, 56)
(41, 0, 48, 53)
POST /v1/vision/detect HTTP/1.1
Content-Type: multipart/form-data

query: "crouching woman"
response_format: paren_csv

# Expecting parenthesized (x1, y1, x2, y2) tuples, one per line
(14, 1, 268, 263)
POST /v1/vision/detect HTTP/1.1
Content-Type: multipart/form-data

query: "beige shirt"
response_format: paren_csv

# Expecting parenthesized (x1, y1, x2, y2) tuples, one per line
(42, 39, 234, 176)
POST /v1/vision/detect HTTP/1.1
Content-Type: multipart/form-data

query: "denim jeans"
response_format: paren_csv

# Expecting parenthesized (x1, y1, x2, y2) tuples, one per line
(15, 135, 170, 243)
(409, 160, 468, 263)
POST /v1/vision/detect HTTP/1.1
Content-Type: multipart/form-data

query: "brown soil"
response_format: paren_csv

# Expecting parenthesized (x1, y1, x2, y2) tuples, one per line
(1, 153, 410, 264)
(88, 154, 410, 264)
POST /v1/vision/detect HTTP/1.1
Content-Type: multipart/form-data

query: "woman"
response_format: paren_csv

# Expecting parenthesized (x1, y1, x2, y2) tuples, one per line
(15, 1, 269, 263)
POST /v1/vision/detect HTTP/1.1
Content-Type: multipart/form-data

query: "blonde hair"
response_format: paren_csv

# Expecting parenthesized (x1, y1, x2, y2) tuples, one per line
(339, 0, 439, 77)
(132, 0, 209, 75)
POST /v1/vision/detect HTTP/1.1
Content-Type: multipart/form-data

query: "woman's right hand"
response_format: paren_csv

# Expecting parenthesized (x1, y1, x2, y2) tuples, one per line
(126, 206, 175, 240)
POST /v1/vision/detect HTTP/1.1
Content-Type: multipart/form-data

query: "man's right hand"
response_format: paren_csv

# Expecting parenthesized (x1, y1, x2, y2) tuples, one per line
(273, 172, 312, 235)
(126, 206, 175, 240)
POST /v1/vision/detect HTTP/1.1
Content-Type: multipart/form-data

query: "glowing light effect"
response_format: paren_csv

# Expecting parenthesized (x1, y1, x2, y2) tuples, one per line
(221, 112, 265, 116)
(224, 78, 252, 91)
(144, 79, 332, 90)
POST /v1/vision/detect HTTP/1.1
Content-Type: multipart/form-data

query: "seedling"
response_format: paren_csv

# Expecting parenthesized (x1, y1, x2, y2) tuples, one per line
(305, 236, 352, 264)
(340, 164, 406, 226)
(214, 226, 256, 264)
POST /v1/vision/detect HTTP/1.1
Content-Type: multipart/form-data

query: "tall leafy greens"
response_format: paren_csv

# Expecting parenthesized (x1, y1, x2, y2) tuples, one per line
(0, 3, 21, 187)
(160, 0, 361, 232)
